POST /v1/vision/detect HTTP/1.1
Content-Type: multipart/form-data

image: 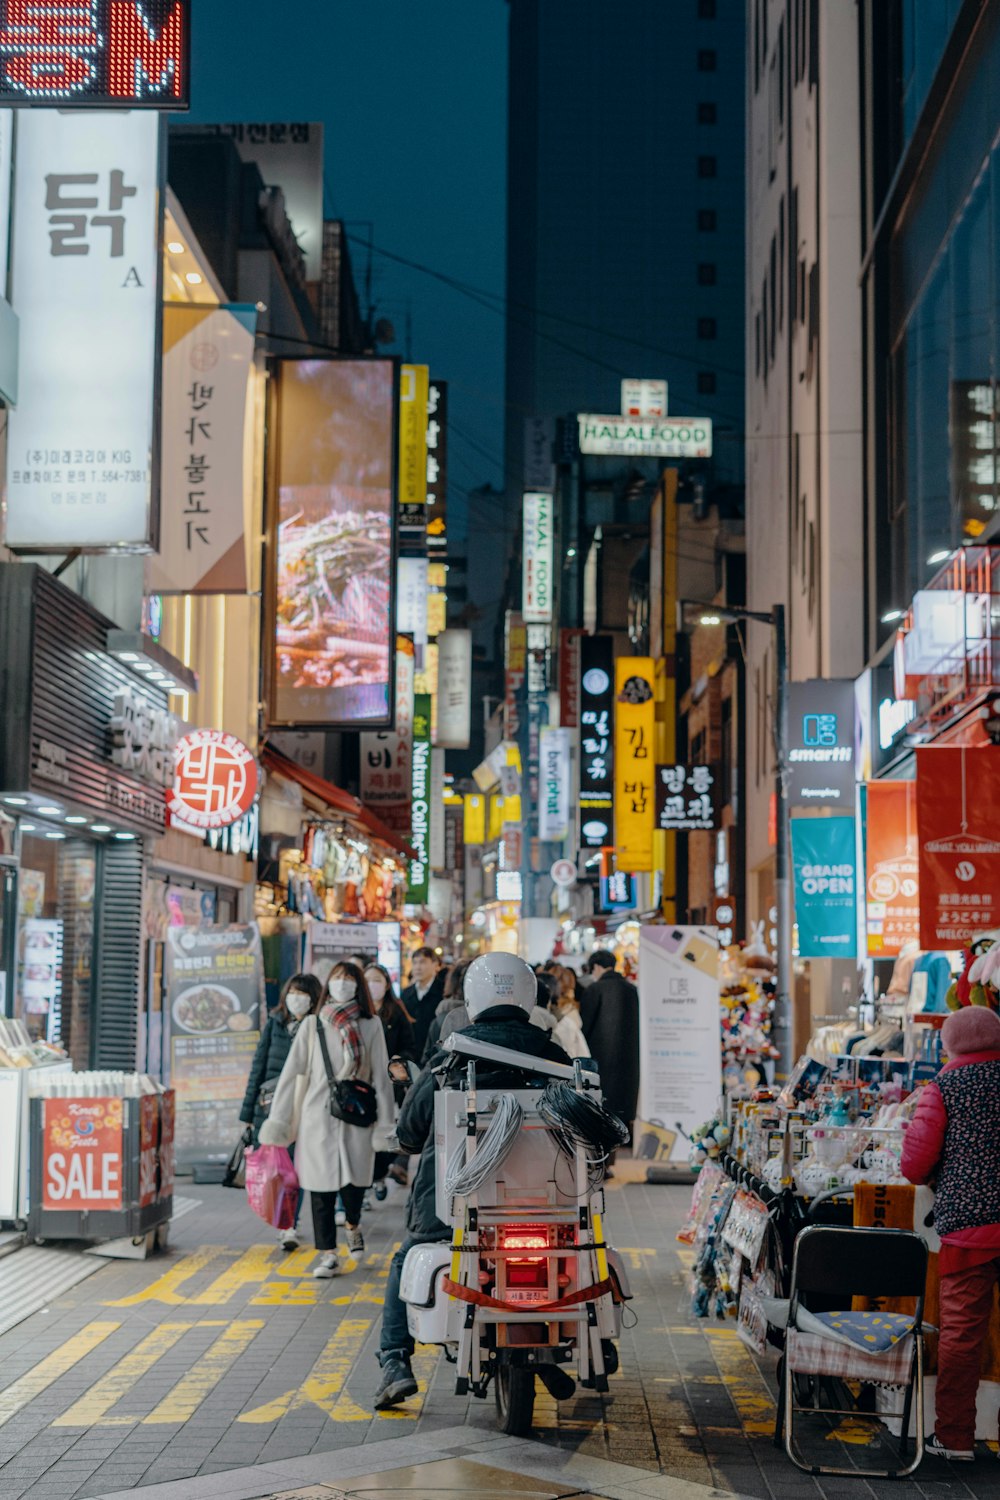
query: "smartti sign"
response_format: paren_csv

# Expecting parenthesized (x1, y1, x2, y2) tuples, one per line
(0, 1, 190, 107)
(578, 414, 713, 459)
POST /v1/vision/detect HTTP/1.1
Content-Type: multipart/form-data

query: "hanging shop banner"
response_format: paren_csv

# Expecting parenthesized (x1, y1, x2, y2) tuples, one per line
(0, 1, 192, 107)
(165, 923, 264, 1168)
(559, 628, 583, 728)
(267, 358, 397, 729)
(864, 780, 920, 958)
(522, 491, 554, 623)
(397, 557, 429, 645)
(637, 924, 721, 1161)
(464, 793, 486, 846)
(791, 817, 857, 959)
(398, 362, 429, 530)
(360, 637, 415, 839)
(168, 729, 259, 831)
(787, 680, 856, 808)
(538, 726, 571, 841)
(407, 693, 432, 903)
(4, 109, 162, 550)
(578, 414, 712, 458)
(436, 629, 472, 749)
(579, 634, 614, 849)
(305, 921, 402, 990)
(916, 747, 1000, 947)
(148, 303, 257, 594)
(426, 378, 448, 551)
(655, 763, 721, 832)
(41, 1095, 124, 1212)
(614, 657, 656, 872)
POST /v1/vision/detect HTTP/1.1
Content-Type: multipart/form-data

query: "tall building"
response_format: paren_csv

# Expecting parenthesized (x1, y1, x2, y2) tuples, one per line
(505, 0, 747, 500)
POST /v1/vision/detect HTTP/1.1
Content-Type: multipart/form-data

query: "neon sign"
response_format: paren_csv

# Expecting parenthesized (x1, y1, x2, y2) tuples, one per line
(0, 1, 190, 106)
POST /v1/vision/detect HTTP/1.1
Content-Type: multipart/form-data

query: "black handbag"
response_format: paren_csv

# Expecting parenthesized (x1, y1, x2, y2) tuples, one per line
(315, 1016, 378, 1128)
(257, 1079, 277, 1116)
(223, 1127, 252, 1188)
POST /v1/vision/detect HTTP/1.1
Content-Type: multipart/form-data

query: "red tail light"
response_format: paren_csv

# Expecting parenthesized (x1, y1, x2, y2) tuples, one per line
(499, 1225, 548, 1262)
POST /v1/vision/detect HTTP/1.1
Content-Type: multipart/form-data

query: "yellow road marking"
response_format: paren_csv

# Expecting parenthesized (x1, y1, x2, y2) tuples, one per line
(376, 1341, 440, 1422)
(0, 1322, 119, 1426)
(704, 1326, 776, 1435)
(190, 1246, 277, 1305)
(237, 1318, 372, 1423)
(143, 1320, 264, 1424)
(53, 1322, 191, 1427)
(104, 1245, 226, 1306)
(618, 1247, 657, 1271)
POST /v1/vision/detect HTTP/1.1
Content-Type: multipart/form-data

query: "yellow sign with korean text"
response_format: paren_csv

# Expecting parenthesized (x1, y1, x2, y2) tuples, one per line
(399, 364, 430, 507)
(614, 657, 655, 872)
(464, 793, 486, 846)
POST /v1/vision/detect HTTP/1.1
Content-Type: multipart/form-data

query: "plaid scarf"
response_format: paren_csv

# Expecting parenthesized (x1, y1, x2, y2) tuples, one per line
(324, 997, 364, 1078)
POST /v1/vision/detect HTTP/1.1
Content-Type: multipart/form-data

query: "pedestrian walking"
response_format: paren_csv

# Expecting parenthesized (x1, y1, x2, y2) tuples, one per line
(901, 1004, 1000, 1460)
(365, 962, 416, 1201)
(547, 964, 590, 1060)
(581, 950, 640, 1141)
(401, 946, 446, 1060)
(260, 961, 395, 1278)
(239, 973, 322, 1250)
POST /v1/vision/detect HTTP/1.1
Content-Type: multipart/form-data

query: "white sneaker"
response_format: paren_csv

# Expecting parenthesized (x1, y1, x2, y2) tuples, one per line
(363, 1191, 374, 1211)
(312, 1252, 340, 1278)
(335, 1208, 346, 1226)
(279, 1228, 300, 1251)
(927, 1434, 974, 1462)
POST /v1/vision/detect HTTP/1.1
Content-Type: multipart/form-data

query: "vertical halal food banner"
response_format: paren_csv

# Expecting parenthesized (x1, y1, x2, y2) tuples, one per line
(165, 925, 264, 1166)
(637, 925, 722, 1161)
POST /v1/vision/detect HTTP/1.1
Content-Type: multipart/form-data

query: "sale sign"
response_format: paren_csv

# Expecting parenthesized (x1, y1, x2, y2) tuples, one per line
(42, 1097, 124, 1211)
(864, 780, 920, 957)
(917, 748, 1000, 947)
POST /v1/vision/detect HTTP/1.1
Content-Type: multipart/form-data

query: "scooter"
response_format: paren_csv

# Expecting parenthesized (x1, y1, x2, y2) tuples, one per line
(400, 1032, 632, 1435)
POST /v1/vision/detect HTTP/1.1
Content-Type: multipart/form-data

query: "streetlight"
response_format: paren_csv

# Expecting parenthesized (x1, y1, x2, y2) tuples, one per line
(677, 598, 791, 1079)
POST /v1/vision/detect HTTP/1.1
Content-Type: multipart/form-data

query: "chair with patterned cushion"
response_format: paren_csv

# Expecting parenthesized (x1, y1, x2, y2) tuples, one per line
(780, 1224, 928, 1478)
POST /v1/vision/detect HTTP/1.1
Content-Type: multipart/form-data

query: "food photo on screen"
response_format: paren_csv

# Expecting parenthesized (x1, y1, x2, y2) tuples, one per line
(272, 359, 396, 727)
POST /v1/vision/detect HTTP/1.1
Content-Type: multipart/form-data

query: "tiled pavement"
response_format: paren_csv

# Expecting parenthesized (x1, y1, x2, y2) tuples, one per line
(0, 1176, 998, 1499)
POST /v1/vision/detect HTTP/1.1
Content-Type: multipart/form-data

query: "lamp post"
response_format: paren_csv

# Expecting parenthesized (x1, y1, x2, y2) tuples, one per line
(678, 599, 792, 1079)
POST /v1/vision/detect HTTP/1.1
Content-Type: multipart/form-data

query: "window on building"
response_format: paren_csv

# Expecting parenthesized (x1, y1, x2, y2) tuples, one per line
(697, 262, 717, 285)
(698, 317, 717, 339)
(697, 49, 717, 71)
(698, 101, 717, 124)
(698, 155, 717, 179)
(698, 208, 717, 231)
(698, 371, 717, 395)
(698, 0, 717, 16)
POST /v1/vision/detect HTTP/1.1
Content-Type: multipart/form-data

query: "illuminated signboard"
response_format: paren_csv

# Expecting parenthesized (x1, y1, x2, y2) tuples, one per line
(578, 634, 614, 850)
(522, 491, 553, 623)
(0, 1, 190, 107)
(169, 729, 259, 832)
(267, 359, 397, 730)
(578, 414, 712, 458)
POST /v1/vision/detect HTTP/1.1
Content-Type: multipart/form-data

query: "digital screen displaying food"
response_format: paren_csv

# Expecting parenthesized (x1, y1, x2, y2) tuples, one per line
(270, 359, 397, 727)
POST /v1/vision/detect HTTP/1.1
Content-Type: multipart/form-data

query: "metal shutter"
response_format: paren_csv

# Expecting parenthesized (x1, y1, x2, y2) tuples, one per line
(92, 839, 145, 1070)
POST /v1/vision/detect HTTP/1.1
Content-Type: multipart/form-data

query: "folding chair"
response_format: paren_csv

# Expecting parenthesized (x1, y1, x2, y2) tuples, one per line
(779, 1224, 928, 1478)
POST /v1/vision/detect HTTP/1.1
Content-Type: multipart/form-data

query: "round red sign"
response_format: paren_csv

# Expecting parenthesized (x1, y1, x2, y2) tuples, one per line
(168, 730, 259, 831)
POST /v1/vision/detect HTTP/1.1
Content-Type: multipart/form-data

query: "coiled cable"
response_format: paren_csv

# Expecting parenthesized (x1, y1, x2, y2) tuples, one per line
(444, 1091, 524, 1199)
(538, 1082, 630, 1184)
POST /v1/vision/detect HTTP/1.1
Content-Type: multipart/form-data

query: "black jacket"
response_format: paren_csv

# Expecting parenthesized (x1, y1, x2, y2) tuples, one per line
(581, 969, 640, 1123)
(379, 1002, 416, 1062)
(240, 1012, 301, 1138)
(397, 1006, 571, 1238)
(401, 970, 447, 1059)
(420, 992, 467, 1065)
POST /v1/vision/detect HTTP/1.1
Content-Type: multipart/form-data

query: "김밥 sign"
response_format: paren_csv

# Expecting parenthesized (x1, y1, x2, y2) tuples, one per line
(614, 657, 656, 872)
(4, 109, 162, 550)
(579, 634, 614, 849)
(791, 817, 857, 959)
(916, 747, 1000, 947)
(0, 0, 191, 107)
(864, 780, 920, 957)
(522, 491, 554, 623)
(578, 414, 712, 458)
(656, 763, 720, 832)
(168, 729, 259, 832)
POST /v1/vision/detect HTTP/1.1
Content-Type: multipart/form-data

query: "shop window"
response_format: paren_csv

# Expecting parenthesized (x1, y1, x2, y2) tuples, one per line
(698, 371, 717, 395)
(698, 208, 717, 231)
(697, 48, 717, 71)
(698, 0, 717, 16)
(698, 317, 717, 339)
(697, 155, 717, 179)
(15, 833, 95, 1065)
(698, 262, 717, 286)
(698, 101, 717, 124)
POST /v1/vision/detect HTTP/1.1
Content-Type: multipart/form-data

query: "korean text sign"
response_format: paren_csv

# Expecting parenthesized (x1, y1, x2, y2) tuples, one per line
(916, 747, 1000, 947)
(0, 1, 191, 107)
(614, 657, 656, 872)
(656, 763, 720, 832)
(42, 1096, 123, 1210)
(398, 362, 429, 526)
(4, 109, 161, 549)
(791, 817, 857, 959)
(361, 637, 415, 839)
(864, 780, 919, 957)
(578, 634, 614, 849)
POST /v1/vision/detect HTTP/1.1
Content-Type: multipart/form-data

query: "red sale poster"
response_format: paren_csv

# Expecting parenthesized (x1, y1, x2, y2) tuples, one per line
(916, 748, 1000, 948)
(42, 1097, 124, 1212)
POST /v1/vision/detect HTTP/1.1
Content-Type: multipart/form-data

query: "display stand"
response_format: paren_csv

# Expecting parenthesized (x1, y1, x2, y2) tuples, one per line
(0, 1060, 73, 1224)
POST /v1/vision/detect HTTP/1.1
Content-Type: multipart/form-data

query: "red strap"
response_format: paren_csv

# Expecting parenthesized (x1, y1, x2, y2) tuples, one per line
(442, 1275, 617, 1313)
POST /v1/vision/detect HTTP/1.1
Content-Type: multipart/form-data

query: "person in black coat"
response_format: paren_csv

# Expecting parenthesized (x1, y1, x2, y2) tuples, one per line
(581, 950, 640, 1134)
(365, 963, 417, 1201)
(400, 946, 446, 1060)
(240, 973, 322, 1246)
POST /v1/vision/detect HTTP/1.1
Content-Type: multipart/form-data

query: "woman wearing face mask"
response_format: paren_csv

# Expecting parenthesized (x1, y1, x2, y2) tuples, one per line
(240, 973, 322, 1250)
(364, 964, 416, 1202)
(260, 961, 395, 1277)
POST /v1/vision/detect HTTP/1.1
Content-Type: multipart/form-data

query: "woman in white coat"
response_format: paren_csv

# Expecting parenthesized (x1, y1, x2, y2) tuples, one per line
(260, 961, 395, 1278)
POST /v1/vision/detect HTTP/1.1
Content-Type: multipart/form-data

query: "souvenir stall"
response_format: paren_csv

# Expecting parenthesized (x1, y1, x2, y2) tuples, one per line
(719, 924, 779, 1091)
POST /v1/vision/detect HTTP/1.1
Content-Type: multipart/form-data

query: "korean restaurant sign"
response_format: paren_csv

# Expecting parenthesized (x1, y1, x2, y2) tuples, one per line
(398, 362, 429, 531)
(109, 685, 178, 787)
(916, 747, 1000, 948)
(578, 634, 614, 850)
(578, 414, 712, 459)
(148, 304, 257, 594)
(4, 109, 162, 550)
(522, 491, 553, 623)
(360, 637, 415, 838)
(168, 728, 259, 832)
(655, 763, 721, 832)
(614, 657, 655, 873)
(425, 378, 448, 551)
(0, 1, 191, 108)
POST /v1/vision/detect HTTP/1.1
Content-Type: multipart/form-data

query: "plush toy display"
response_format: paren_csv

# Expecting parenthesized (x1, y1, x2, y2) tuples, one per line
(945, 935, 1000, 1012)
(688, 1114, 731, 1171)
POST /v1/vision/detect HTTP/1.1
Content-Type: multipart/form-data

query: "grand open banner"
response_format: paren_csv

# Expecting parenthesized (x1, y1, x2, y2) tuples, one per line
(636, 924, 721, 1162)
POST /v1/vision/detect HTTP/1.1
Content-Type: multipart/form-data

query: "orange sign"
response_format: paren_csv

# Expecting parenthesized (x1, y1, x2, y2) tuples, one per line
(42, 1097, 124, 1211)
(864, 781, 920, 957)
(169, 729, 259, 830)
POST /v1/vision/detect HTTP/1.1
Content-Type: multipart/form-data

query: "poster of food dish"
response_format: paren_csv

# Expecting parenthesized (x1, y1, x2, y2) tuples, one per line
(267, 358, 398, 729)
(165, 924, 264, 1167)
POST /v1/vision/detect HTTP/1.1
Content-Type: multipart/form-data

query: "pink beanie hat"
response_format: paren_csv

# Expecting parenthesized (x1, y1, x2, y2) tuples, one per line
(942, 1006, 1000, 1057)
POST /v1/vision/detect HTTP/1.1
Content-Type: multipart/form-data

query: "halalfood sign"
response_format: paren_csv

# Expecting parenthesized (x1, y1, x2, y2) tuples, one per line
(578, 414, 713, 459)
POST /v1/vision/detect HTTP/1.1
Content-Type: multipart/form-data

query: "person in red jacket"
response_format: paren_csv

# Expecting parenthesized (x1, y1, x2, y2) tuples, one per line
(901, 1004, 1000, 1461)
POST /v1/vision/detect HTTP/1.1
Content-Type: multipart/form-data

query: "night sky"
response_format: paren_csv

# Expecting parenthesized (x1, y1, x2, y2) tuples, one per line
(187, 0, 509, 526)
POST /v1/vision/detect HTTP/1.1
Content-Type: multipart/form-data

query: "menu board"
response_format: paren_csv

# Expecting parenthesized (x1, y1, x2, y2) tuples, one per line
(305, 921, 402, 990)
(165, 924, 264, 1167)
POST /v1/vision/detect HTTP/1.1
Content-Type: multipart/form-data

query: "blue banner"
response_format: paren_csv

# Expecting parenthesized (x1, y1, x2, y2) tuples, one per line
(791, 817, 857, 959)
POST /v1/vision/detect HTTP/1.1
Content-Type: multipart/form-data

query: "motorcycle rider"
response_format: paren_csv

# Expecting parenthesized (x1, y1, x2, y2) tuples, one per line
(373, 951, 570, 1411)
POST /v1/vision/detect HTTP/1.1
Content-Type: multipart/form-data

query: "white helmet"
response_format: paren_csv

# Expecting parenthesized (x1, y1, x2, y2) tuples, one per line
(464, 952, 537, 1020)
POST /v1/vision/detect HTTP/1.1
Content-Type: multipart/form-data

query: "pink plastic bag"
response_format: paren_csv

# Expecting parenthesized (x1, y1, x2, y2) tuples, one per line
(244, 1145, 298, 1230)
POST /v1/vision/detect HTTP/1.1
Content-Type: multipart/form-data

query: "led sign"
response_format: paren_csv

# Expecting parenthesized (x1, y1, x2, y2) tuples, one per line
(0, 1, 190, 107)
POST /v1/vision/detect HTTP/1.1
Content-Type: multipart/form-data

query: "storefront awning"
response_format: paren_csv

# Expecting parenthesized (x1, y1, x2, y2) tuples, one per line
(261, 744, 416, 861)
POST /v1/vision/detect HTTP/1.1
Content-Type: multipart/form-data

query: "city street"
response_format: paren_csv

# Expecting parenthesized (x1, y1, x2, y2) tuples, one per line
(0, 1177, 995, 1500)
